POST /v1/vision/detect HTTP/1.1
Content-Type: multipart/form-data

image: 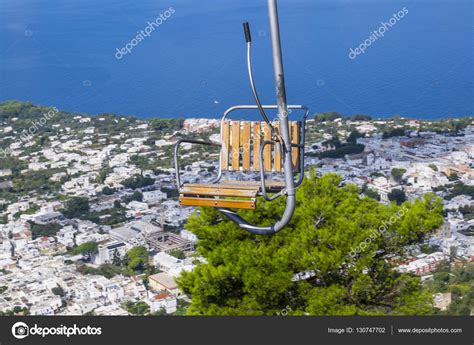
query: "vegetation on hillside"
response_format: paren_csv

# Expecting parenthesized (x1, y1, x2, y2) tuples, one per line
(426, 261, 474, 315)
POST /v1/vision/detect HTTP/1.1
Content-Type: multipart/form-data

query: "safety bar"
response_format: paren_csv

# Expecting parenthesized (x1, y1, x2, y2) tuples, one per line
(174, 139, 221, 189)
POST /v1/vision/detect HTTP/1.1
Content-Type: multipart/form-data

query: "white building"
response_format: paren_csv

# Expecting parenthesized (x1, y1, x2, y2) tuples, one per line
(0, 169, 12, 177)
(57, 226, 76, 247)
(96, 241, 127, 265)
(396, 252, 447, 276)
(180, 230, 198, 243)
(126, 201, 149, 211)
(103, 283, 124, 302)
(147, 291, 177, 314)
(153, 252, 182, 272)
(142, 190, 167, 205)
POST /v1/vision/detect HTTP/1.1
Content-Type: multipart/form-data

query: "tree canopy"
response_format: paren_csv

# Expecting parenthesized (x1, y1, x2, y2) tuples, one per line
(70, 241, 98, 255)
(121, 175, 155, 190)
(63, 197, 90, 218)
(391, 168, 407, 181)
(178, 172, 444, 315)
(314, 112, 342, 123)
(388, 189, 407, 205)
(382, 128, 407, 139)
(125, 246, 149, 271)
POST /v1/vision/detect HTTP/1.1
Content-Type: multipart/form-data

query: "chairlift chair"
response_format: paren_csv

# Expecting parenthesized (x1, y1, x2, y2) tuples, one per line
(174, 0, 309, 235)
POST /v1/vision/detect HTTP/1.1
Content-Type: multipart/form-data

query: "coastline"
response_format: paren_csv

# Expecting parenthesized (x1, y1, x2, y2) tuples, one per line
(1, 100, 472, 122)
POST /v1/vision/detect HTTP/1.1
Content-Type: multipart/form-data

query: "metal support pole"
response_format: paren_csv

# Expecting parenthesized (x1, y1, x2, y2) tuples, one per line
(218, 0, 296, 234)
(267, 0, 296, 227)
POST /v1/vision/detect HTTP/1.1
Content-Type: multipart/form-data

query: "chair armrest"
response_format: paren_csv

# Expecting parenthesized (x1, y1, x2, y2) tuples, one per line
(174, 139, 221, 188)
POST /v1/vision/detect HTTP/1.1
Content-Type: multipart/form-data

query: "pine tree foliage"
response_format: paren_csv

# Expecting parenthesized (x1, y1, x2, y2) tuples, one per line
(178, 172, 444, 315)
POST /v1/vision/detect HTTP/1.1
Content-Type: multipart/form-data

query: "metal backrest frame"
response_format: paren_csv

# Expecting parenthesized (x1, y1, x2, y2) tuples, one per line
(215, 105, 308, 188)
(219, 120, 301, 173)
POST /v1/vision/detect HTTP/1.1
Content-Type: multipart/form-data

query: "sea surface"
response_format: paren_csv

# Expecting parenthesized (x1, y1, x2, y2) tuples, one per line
(0, 0, 472, 120)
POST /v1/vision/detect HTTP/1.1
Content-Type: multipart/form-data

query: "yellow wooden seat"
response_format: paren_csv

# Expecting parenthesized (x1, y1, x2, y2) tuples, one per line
(179, 181, 287, 209)
(177, 121, 301, 209)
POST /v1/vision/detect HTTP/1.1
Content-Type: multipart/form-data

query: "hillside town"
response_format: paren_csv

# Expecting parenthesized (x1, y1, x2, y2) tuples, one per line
(0, 102, 472, 315)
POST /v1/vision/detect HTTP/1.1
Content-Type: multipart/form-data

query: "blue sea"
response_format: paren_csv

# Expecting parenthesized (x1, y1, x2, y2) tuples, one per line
(0, 0, 472, 120)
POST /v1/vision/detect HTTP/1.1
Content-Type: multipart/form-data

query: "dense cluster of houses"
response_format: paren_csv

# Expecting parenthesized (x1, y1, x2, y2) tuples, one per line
(0, 114, 472, 315)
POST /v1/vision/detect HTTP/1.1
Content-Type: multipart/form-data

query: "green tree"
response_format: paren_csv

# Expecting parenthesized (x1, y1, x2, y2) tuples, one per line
(447, 173, 459, 182)
(151, 307, 168, 316)
(388, 189, 407, 205)
(102, 186, 116, 195)
(178, 172, 443, 315)
(391, 168, 407, 183)
(96, 166, 111, 184)
(427, 262, 474, 315)
(149, 118, 184, 132)
(351, 114, 372, 121)
(319, 144, 365, 159)
(71, 241, 98, 256)
(446, 182, 474, 199)
(77, 264, 126, 279)
(126, 246, 149, 272)
(122, 175, 155, 190)
(131, 191, 143, 202)
(383, 128, 407, 139)
(169, 250, 186, 260)
(361, 184, 380, 201)
(52, 285, 65, 297)
(314, 112, 342, 123)
(124, 301, 150, 315)
(130, 155, 154, 174)
(63, 197, 90, 218)
(28, 222, 61, 239)
(347, 130, 363, 144)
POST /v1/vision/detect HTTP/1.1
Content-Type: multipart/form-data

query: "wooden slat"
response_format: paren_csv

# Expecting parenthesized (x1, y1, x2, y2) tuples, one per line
(263, 123, 272, 172)
(220, 119, 300, 173)
(274, 123, 282, 172)
(291, 122, 300, 172)
(221, 180, 285, 191)
(222, 180, 285, 191)
(181, 180, 285, 203)
(179, 197, 256, 210)
(180, 185, 258, 198)
(241, 122, 251, 171)
(221, 121, 230, 171)
(184, 182, 260, 190)
(252, 122, 261, 171)
(185, 180, 286, 190)
(231, 121, 240, 171)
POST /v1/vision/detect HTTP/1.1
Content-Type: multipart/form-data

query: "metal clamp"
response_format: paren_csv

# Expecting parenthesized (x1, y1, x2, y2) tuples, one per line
(258, 140, 286, 201)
